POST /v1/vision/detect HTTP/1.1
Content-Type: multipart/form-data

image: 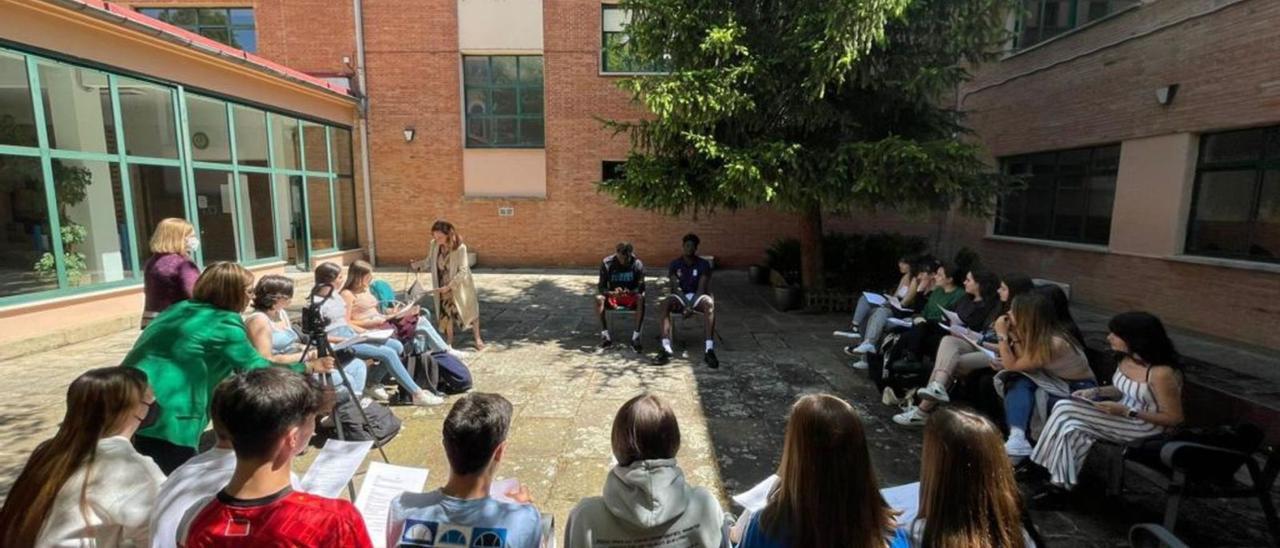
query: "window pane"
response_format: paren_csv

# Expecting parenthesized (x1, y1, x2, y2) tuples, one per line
(1091, 144, 1121, 172)
(270, 114, 300, 170)
(232, 105, 269, 167)
(1084, 174, 1116, 243)
(231, 29, 257, 53)
(1252, 170, 1279, 260)
(519, 57, 543, 85)
(492, 89, 517, 115)
(996, 192, 1025, 235)
(229, 8, 254, 26)
(520, 119, 544, 147)
(137, 8, 167, 20)
(186, 94, 230, 163)
(1018, 0, 1042, 48)
(0, 155, 58, 296)
(301, 122, 328, 172)
(1021, 177, 1054, 238)
(0, 52, 39, 148)
(1056, 149, 1090, 175)
(169, 8, 197, 26)
(237, 172, 277, 260)
(519, 89, 543, 115)
(465, 89, 489, 117)
(602, 6, 629, 32)
(1188, 170, 1257, 256)
(492, 57, 518, 86)
(1040, 0, 1072, 41)
(1051, 176, 1085, 240)
(493, 118, 517, 145)
(37, 62, 116, 154)
(464, 57, 490, 86)
(192, 169, 239, 261)
(276, 175, 304, 264)
(335, 176, 358, 249)
(53, 159, 132, 285)
(466, 118, 490, 147)
(117, 77, 178, 158)
(331, 128, 353, 175)
(196, 9, 228, 26)
(128, 164, 185, 264)
(307, 177, 334, 249)
(1202, 129, 1265, 164)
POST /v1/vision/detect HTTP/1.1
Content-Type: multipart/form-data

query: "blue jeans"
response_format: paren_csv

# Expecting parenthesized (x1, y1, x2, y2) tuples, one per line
(863, 307, 892, 345)
(332, 326, 423, 395)
(413, 309, 450, 354)
(1004, 376, 1098, 432)
(851, 295, 875, 327)
(325, 357, 368, 403)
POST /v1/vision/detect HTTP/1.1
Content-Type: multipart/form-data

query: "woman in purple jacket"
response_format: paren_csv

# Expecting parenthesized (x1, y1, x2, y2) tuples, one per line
(140, 218, 201, 328)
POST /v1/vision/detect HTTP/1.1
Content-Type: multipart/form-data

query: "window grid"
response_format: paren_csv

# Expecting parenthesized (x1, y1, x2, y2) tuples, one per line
(1012, 0, 1139, 51)
(137, 8, 257, 52)
(995, 144, 1120, 245)
(1186, 126, 1280, 263)
(463, 55, 545, 148)
(601, 5, 667, 74)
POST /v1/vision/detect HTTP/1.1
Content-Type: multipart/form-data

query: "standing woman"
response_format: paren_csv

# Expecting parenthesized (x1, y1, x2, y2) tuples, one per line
(0, 367, 165, 547)
(140, 218, 200, 329)
(426, 220, 484, 350)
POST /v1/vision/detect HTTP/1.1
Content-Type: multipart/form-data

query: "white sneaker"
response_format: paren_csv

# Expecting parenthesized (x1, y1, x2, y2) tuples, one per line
(447, 348, 470, 360)
(413, 391, 445, 406)
(893, 406, 928, 427)
(849, 359, 869, 370)
(853, 342, 876, 354)
(833, 330, 862, 340)
(364, 386, 390, 403)
(1005, 431, 1033, 458)
(918, 381, 950, 403)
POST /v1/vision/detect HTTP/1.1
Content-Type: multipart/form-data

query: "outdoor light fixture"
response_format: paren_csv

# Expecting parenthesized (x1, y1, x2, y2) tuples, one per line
(403, 127, 416, 142)
(1156, 84, 1179, 106)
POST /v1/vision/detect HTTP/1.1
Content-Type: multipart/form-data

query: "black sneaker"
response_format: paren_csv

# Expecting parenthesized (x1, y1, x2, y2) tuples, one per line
(704, 349, 720, 369)
(652, 349, 672, 365)
(600, 337, 613, 349)
(630, 339, 643, 353)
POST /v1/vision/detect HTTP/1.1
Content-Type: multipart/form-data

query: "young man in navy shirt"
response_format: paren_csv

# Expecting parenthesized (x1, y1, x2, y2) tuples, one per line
(596, 242, 646, 352)
(653, 233, 718, 368)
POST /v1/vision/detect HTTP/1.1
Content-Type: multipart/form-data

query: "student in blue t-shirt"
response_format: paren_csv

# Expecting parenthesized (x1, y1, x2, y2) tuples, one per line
(653, 233, 718, 368)
(386, 393, 542, 548)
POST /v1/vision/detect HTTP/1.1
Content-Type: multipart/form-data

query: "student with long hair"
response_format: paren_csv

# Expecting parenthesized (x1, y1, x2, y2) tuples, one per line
(897, 268, 999, 364)
(893, 273, 1035, 427)
(141, 218, 200, 329)
(0, 367, 164, 547)
(124, 262, 334, 472)
(340, 260, 456, 357)
(847, 257, 939, 368)
(425, 220, 485, 350)
(1030, 312, 1184, 492)
(841, 255, 916, 339)
(739, 394, 897, 548)
(893, 407, 1037, 547)
(565, 394, 726, 547)
(994, 293, 1096, 460)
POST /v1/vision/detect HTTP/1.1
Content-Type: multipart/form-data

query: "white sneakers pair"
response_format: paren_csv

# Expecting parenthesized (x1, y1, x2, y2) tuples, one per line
(891, 381, 951, 427)
(413, 390, 445, 406)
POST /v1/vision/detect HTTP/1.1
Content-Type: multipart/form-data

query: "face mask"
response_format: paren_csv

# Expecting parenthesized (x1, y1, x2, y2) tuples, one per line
(136, 400, 160, 430)
(186, 236, 201, 253)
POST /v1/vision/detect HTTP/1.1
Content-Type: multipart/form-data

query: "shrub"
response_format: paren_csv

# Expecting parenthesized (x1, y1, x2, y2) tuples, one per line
(764, 232, 929, 292)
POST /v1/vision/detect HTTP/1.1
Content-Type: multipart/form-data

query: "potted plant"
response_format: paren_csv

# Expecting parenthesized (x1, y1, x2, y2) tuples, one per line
(770, 269, 803, 311)
(747, 264, 769, 285)
(764, 238, 803, 310)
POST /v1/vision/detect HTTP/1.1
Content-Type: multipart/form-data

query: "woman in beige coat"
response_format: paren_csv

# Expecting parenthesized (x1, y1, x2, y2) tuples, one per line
(426, 220, 484, 349)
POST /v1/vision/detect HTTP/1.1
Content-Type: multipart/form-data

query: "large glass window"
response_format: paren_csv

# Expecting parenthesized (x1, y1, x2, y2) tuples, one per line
(36, 61, 116, 155)
(237, 172, 277, 261)
(192, 169, 239, 262)
(301, 122, 328, 172)
(306, 176, 334, 250)
(463, 56, 544, 148)
(602, 6, 666, 74)
(137, 8, 257, 52)
(335, 176, 359, 249)
(996, 144, 1119, 245)
(1014, 0, 1139, 50)
(52, 159, 132, 285)
(331, 128, 353, 176)
(1187, 127, 1280, 262)
(232, 105, 269, 167)
(270, 113, 301, 170)
(186, 94, 231, 163)
(0, 155, 58, 296)
(0, 52, 39, 148)
(129, 164, 186, 264)
(117, 77, 178, 159)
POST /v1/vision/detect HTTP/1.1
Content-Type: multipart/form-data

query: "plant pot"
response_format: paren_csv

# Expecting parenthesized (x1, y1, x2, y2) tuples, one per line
(772, 286, 804, 311)
(747, 265, 769, 285)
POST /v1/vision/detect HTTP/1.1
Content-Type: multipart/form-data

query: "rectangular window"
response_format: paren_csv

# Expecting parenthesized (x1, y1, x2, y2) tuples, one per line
(232, 104, 269, 167)
(1187, 126, 1280, 262)
(129, 164, 186, 264)
(117, 77, 179, 159)
(601, 5, 666, 74)
(996, 144, 1120, 245)
(1013, 0, 1139, 50)
(335, 176, 359, 249)
(36, 61, 117, 155)
(0, 51, 39, 147)
(0, 155, 59, 297)
(192, 168, 239, 262)
(463, 56, 544, 148)
(237, 172, 277, 261)
(186, 94, 231, 163)
(602, 160, 626, 181)
(270, 113, 301, 171)
(137, 8, 257, 52)
(307, 176, 334, 250)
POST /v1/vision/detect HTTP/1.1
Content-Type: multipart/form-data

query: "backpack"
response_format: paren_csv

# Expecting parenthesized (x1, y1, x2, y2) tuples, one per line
(395, 350, 473, 404)
(314, 397, 402, 448)
(867, 332, 932, 397)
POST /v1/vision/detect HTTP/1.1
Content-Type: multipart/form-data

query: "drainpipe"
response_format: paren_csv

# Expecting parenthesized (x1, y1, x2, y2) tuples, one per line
(353, 0, 377, 264)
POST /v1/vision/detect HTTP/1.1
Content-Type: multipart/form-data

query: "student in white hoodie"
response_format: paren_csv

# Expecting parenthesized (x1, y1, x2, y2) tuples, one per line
(565, 394, 727, 548)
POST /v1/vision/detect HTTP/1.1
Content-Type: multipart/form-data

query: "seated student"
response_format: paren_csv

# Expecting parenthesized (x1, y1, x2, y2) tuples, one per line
(738, 394, 896, 548)
(343, 260, 459, 358)
(387, 393, 542, 547)
(565, 394, 725, 547)
(313, 261, 443, 406)
(847, 257, 938, 368)
(840, 254, 916, 338)
(246, 274, 368, 401)
(993, 293, 1096, 460)
(596, 242, 647, 352)
(896, 268, 998, 364)
(893, 273, 1035, 426)
(653, 233, 718, 368)
(1030, 312, 1184, 494)
(0, 367, 164, 548)
(893, 406, 1039, 547)
(179, 368, 372, 547)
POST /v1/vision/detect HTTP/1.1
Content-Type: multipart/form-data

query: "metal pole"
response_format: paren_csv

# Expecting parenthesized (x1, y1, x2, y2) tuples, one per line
(353, 0, 377, 264)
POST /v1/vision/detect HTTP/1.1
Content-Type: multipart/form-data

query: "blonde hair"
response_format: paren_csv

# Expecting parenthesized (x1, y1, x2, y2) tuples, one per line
(1010, 293, 1067, 366)
(193, 262, 254, 312)
(150, 218, 194, 256)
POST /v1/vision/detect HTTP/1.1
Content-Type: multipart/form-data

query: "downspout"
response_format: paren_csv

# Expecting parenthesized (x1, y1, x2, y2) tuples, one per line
(353, 0, 377, 264)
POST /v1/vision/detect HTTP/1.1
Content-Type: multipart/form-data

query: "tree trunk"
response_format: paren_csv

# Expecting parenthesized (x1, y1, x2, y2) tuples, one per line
(799, 204, 824, 290)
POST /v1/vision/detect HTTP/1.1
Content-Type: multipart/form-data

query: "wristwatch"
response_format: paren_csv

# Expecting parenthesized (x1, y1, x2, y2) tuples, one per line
(1126, 408, 1139, 418)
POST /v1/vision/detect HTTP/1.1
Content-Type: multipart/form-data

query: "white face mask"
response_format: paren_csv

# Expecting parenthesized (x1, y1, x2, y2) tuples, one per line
(186, 236, 201, 253)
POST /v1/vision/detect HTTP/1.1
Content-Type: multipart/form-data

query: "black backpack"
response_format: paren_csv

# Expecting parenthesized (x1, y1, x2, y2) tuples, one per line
(314, 396, 402, 448)
(394, 351, 473, 405)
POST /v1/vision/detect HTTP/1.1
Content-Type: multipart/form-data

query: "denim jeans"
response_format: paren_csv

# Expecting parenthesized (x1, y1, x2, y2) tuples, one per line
(332, 326, 422, 395)
(413, 308, 450, 354)
(324, 357, 368, 402)
(863, 307, 892, 345)
(851, 295, 875, 327)
(1004, 375, 1098, 432)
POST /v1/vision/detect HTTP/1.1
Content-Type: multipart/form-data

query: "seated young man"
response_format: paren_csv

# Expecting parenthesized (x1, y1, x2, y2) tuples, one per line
(387, 393, 542, 548)
(653, 233, 718, 368)
(596, 241, 646, 352)
(178, 368, 371, 547)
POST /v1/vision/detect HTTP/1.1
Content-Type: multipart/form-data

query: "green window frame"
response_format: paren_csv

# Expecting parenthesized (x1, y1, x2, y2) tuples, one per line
(463, 55, 544, 148)
(1185, 126, 1280, 263)
(995, 144, 1120, 245)
(601, 5, 667, 74)
(136, 7, 257, 53)
(0, 44, 358, 307)
(1012, 0, 1139, 51)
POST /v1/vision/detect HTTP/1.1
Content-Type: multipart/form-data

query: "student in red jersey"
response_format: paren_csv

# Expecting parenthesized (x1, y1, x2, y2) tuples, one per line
(178, 368, 372, 547)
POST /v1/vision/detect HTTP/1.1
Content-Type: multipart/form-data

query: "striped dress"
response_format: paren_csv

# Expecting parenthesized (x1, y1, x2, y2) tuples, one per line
(1030, 368, 1167, 489)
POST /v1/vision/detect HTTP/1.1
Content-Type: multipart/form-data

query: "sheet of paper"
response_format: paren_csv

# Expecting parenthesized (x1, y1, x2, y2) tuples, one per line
(363, 328, 395, 343)
(862, 292, 887, 306)
(881, 482, 920, 526)
(489, 477, 520, 504)
(941, 308, 964, 328)
(887, 317, 913, 328)
(332, 334, 370, 351)
(888, 295, 911, 312)
(300, 439, 374, 498)
(732, 474, 779, 513)
(355, 461, 429, 548)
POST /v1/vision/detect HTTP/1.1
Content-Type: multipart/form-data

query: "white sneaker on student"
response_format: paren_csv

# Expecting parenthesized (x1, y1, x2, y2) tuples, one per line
(918, 381, 950, 403)
(364, 386, 390, 403)
(848, 358, 869, 370)
(413, 391, 445, 406)
(893, 405, 928, 427)
(853, 342, 876, 354)
(1005, 430, 1033, 459)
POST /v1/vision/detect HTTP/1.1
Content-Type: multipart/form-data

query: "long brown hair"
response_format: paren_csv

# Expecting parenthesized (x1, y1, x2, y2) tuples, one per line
(761, 394, 894, 547)
(1009, 292, 1067, 366)
(342, 260, 374, 293)
(0, 367, 149, 547)
(611, 393, 681, 467)
(918, 407, 1025, 548)
(431, 220, 462, 250)
(193, 261, 254, 312)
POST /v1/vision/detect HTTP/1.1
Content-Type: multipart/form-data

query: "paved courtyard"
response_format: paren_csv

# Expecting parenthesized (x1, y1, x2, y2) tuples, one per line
(0, 270, 1273, 546)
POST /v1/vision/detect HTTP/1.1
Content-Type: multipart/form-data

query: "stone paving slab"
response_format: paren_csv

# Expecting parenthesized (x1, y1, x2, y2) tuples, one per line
(0, 270, 1274, 546)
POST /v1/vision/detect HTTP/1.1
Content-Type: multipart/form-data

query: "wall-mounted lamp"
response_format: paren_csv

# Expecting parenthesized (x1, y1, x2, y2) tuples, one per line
(403, 127, 416, 142)
(1155, 84, 1179, 106)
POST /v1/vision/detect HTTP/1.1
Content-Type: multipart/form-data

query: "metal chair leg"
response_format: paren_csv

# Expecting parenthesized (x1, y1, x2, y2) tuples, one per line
(1162, 471, 1186, 533)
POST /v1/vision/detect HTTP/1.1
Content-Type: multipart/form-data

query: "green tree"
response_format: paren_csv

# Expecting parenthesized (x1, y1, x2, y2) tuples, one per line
(603, 0, 1018, 289)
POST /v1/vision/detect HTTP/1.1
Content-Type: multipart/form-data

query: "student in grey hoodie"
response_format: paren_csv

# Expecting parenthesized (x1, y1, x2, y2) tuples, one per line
(564, 394, 727, 548)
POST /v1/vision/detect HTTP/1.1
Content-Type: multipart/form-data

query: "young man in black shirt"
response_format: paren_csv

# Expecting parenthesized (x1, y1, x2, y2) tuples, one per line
(596, 242, 646, 352)
(653, 234, 718, 368)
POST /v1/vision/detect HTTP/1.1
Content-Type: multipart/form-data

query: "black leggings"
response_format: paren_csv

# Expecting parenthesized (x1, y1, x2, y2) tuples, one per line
(133, 435, 197, 474)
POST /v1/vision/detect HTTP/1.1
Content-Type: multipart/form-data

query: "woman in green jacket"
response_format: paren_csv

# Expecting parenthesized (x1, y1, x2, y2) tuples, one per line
(123, 262, 334, 473)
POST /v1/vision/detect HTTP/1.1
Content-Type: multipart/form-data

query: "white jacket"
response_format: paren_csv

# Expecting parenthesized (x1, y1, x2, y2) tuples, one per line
(565, 459, 726, 548)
